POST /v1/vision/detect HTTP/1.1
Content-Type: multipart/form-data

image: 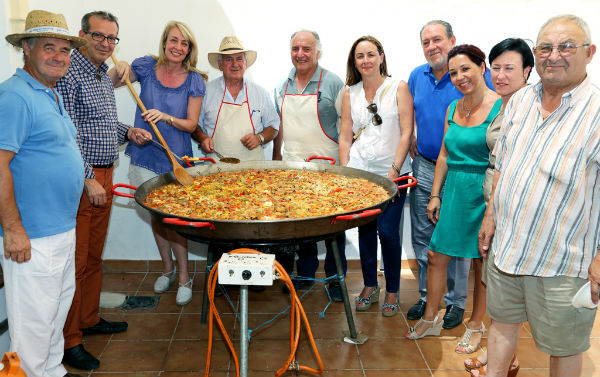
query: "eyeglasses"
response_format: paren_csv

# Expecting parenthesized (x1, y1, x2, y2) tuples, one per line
(534, 42, 589, 57)
(367, 103, 382, 126)
(85, 31, 120, 45)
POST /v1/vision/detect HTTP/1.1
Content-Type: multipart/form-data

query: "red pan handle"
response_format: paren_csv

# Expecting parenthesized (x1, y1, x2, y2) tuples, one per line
(112, 183, 137, 198)
(393, 175, 418, 190)
(306, 156, 336, 165)
(163, 218, 216, 230)
(331, 208, 382, 224)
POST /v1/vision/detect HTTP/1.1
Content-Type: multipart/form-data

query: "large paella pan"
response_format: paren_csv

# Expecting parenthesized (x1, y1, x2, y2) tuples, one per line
(113, 159, 415, 241)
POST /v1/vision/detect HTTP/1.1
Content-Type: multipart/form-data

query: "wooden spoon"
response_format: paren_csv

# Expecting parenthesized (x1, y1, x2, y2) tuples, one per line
(111, 55, 193, 186)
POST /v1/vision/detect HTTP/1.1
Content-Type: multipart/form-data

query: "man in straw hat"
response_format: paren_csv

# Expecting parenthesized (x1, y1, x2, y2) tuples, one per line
(192, 36, 279, 294)
(0, 9, 86, 377)
(54, 11, 151, 371)
(193, 35, 279, 160)
(272, 30, 347, 301)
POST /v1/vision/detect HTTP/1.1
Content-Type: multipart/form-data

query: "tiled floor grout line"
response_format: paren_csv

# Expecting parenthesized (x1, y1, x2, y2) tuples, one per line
(399, 311, 436, 377)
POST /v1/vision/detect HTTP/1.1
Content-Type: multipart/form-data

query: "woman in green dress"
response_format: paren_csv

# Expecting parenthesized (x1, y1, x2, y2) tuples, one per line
(406, 44, 501, 339)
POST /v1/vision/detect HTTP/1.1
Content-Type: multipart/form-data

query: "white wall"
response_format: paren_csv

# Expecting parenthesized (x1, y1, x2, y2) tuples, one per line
(4, 0, 600, 260)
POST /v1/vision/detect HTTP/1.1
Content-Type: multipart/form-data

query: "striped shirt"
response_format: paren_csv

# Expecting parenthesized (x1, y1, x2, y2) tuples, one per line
(55, 49, 130, 179)
(492, 76, 600, 279)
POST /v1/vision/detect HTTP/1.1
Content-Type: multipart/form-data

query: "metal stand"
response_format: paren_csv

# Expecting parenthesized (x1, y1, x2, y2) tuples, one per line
(240, 285, 248, 377)
(183, 233, 364, 344)
(329, 237, 357, 340)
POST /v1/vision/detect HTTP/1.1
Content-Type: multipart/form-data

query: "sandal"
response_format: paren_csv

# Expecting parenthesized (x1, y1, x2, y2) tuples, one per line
(405, 313, 443, 339)
(464, 352, 486, 371)
(456, 323, 486, 354)
(355, 286, 379, 311)
(470, 354, 519, 377)
(381, 292, 399, 317)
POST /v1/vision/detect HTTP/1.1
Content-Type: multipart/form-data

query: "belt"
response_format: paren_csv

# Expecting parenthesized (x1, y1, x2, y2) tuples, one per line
(92, 162, 114, 169)
(420, 155, 436, 165)
(487, 163, 495, 170)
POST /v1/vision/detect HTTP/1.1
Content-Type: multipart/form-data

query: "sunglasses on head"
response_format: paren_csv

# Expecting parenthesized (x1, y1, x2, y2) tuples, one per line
(367, 103, 382, 126)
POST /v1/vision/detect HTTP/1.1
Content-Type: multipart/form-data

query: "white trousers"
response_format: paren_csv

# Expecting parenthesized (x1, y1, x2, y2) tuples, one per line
(0, 229, 76, 377)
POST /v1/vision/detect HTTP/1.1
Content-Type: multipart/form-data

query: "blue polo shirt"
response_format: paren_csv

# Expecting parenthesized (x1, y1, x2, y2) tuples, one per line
(0, 69, 84, 238)
(409, 63, 494, 160)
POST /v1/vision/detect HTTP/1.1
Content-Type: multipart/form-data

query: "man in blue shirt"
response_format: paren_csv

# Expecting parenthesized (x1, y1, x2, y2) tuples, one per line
(407, 20, 493, 329)
(0, 10, 86, 377)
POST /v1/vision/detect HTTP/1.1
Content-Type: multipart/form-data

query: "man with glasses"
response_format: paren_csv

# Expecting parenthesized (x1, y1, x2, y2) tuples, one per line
(55, 11, 151, 370)
(406, 20, 493, 329)
(272, 30, 347, 301)
(480, 14, 598, 377)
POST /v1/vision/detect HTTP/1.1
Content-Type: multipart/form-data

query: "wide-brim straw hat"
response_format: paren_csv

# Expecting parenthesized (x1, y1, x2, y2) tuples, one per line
(208, 36, 257, 70)
(6, 10, 87, 49)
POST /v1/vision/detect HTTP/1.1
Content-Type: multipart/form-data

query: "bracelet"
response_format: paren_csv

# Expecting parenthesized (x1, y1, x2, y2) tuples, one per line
(257, 133, 265, 145)
(169, 116, 174, 126)
(429, 194, 441, 200)
(391, 162, 401, 174)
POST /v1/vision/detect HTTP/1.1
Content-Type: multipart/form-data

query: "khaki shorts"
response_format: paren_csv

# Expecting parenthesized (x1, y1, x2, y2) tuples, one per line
(128, 164, 158, 187)
(486, 251, 597, 356)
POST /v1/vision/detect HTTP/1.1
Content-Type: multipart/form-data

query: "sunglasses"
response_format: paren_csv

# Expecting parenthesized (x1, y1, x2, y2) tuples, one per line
(367, 103, 382, 126)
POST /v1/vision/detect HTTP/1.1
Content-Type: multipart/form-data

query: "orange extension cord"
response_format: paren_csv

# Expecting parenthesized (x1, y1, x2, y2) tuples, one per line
(204, 248, 325, 377)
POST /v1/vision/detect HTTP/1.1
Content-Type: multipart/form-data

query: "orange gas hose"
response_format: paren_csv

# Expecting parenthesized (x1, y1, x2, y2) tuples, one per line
(203, 248, 324, 377)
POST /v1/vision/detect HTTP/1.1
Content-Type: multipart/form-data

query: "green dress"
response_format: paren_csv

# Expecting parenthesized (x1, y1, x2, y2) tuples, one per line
(429, 98, 502, 258)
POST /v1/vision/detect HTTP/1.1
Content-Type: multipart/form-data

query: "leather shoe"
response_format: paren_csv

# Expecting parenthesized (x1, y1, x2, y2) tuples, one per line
(81, 317, 128, 335)
(62, 344, 99, 370)
(327, 281, 343, 302)
(442, 305, 464, 329)
(407, 299, 427, 320)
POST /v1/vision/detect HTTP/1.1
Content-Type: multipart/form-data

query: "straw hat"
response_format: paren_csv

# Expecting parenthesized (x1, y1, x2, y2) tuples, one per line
(208, 36, 257, 70)
(5, 10, 86, 49)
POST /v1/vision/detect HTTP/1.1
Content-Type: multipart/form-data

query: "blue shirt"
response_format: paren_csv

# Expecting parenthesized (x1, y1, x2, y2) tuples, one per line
(200, 76, 280, 137)
(56, 49, 130, 179)
(126, 56, 206, 174)
(408, 63, 494, 160)
(0, 69, 84, 238)
(274, 65, 343, 141)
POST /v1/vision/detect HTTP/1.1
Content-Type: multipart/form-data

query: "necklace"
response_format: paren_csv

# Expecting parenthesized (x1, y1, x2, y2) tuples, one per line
(461, 95, 485, 118)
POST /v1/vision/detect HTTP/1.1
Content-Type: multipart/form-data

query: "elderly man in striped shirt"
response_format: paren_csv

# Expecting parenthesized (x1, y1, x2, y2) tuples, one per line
(478, 14, 599, 377)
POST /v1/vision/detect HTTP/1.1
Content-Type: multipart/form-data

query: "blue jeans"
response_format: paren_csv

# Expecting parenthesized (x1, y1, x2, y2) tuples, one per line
(358, 187, 407, 293)
(296, 232, 347, 278)
(409, 154, 470, 308)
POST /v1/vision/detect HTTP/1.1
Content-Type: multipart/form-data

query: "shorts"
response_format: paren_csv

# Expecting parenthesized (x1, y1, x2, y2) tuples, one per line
(128, 164, 158, 187)
(486, 250, 597, 356)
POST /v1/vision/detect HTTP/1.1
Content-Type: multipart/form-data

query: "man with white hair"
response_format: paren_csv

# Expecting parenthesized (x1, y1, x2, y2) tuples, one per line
(193, 36, 279, 160)
(0, 10, 86, 377)
(480, 14, 599, 377)
(273, 30, 346, 301)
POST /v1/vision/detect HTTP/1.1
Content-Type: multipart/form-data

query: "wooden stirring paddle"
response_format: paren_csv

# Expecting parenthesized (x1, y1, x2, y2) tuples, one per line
(111, 55, 193, 186)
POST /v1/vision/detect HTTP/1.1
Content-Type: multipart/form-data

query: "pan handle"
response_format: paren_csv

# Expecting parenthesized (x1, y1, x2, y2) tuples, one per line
(331, 208, 382, 224)
(163, 217, 216, 230)
(306, 156, 336, 165)
(112, 183, 137, 198)
(393, 175, 418, 190)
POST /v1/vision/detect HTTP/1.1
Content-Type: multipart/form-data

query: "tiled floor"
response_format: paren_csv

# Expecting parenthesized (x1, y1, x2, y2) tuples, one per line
(68, 260, 600, 377)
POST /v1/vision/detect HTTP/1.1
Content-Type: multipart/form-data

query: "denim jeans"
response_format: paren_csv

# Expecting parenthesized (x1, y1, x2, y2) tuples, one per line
(358, 187, 407, 293)
(409, 154, 470, 308)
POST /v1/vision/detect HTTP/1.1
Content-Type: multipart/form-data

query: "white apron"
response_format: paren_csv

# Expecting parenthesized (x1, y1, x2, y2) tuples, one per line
(212, 83, 264, 161)
(280, 69, 339, 163)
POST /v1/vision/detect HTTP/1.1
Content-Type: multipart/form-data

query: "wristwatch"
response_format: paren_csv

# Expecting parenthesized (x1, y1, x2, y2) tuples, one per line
(257, 133, 265, 145)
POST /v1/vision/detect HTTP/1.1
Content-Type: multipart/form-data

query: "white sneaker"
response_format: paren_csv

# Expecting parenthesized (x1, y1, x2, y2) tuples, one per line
(154, 267, 177, 293)
(176, 279, 193, 306)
